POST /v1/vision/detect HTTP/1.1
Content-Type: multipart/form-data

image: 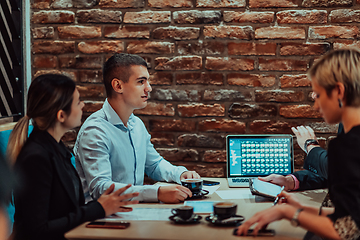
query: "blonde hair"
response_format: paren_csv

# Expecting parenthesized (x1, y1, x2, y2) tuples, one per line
(7, 74, 75, 164)
(308, 48, 360, 107)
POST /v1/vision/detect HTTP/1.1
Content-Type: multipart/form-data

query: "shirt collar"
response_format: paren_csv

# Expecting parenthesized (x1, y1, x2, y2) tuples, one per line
(103, 99, 135, 131)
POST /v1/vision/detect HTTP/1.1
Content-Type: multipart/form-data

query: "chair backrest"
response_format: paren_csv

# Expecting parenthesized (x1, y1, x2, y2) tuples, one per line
(0, 123, 33, 235)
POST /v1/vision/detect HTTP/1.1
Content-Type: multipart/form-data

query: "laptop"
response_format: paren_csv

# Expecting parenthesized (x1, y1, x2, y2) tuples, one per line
(226, 134, 294, 187)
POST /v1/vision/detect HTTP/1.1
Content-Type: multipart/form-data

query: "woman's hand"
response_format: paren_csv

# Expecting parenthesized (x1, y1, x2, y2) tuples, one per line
(277, 191, 302, 209)
(235, 204, 289, 236)
(97, 184, 139, 216)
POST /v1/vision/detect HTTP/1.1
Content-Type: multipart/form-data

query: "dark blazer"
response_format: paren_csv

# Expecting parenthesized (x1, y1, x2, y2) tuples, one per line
(293, 123, 344, 191)
(13, 130, 104, 240)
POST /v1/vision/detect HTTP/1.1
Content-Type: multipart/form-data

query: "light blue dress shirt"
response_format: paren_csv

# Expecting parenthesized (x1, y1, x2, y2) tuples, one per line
(74, 99, 187, 202)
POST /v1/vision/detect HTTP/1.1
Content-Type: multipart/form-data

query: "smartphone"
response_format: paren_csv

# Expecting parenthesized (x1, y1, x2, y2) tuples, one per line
(203, 180, 220, 186)
(86, 221, 130, 229)
(233, 228, 275, 237)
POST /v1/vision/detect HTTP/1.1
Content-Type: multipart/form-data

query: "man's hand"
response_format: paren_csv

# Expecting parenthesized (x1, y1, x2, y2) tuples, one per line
(180, 171, 201, 180)
(158, 185, 192, 203)
(291, 126, 317, 152)
(258, 174, 295, 191)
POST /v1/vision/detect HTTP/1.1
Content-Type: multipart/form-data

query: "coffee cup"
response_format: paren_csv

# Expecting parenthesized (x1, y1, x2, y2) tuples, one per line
(213, 202, 237, 220)
(171, 206, 194, 221)
(181, 179, 203, 194)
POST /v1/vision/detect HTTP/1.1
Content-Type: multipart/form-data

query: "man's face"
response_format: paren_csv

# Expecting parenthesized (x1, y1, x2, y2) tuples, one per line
(121, 65, 151, 111)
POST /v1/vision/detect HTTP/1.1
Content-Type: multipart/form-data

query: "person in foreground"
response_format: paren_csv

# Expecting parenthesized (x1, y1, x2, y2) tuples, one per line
(74, 53, 200, 204)
(236, 49, 360, 239)
(8, 74, 139, 240)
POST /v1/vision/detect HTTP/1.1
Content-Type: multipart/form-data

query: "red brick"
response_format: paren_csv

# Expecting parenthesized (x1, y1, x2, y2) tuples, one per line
(151, 89, 200, 101)
(228, 42, 276, 56)
(149, 0, 193, 8)
(77, 41, 124, 54)
(149, 119, 196, 132)
(280, 43, 330, 56)
(203, 89, 252, 101)
(229, 103, 277, 119)
(198, 119, 246, 133)
(204, 26, 253, 40)
(77, 85, 105, 98)
(329, 9, 360, 23)
(104, 26, 149, 39)
(153, 26, 200, 40)
(51, 0, 73, 8)
(307, 122, 338, 134)
(149, 72, 173, 85)
(277, 10, 327, 24)
(255, 90, 305, 102)
(309, 26, 359, 39)
(34, 70, 77, 81)
(156, 148, 198, 162)
(127, 41, 174, 54)
(73, 0, 98, 8)
(279, 105, 322, 118)
(32, 10, 75, 24)
(249, 0, 297, 8)
(333, 40, 360, 50)
(255, 27, 305, 39)
(134, 102, 175, 116)
(99, 0, 145, 8)
(83, 101, 103, 113)
(32, 0, 51, 9)
(250, 120, 298, 134)
(173, 10, 221, 24)
(302, 0, 352, 7)
(58, 26, 101, 39)
(259, 58, 308, 71)
(224, 11, 274, 23)
(58, 56, 102, 69)
(155, 56, 202, 70)
(203, 150, 226, 163)
(178, 134, 224, 148)
(280, 74, 311, 88)
(78, 70, 103, 83)
(77, 9, 122, 23)
(196, 0, 245, 7)
(178, 104, 225, 117)
(123, 11, 170, 24)
(177, 42, 224, 55)
(205, 57, 254, 71)
(33, 55, 57, 68)
(176, 73, 223, 85)
(32, 40, 75, 54)
(32, 27, 54, 39)
(227, 74, 276, 87)
(150, 133, 175, 146)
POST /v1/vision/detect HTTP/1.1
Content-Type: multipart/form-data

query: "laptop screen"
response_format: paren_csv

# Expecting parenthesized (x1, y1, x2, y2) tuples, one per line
(227, 135, 294, 178)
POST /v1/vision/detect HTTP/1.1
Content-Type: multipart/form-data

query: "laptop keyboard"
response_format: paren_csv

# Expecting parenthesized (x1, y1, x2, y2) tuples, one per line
(231, 178, 249, 183)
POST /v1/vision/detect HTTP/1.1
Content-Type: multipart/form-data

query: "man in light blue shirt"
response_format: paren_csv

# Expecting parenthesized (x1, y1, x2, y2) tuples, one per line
(74, 53, 200, 203)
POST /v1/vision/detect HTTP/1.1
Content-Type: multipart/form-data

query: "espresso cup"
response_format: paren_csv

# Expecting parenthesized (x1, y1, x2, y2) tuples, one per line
(213, 202, 237, 220)
(171, 206, 194, 220)
(181, 179, 203, 194)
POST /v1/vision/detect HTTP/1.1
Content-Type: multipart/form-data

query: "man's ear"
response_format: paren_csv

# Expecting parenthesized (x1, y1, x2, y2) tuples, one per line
(111, 78, 124, 94)
(57, 110, 66, 123)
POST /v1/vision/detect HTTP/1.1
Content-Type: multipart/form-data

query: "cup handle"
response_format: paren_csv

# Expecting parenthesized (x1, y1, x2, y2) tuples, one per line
(171, 209, 178, 216)
(202, 189, 209, 196)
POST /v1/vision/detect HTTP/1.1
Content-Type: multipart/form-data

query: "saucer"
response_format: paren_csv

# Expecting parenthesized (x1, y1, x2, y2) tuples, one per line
(187, 190, 209, 200)
(205, 214, 244, 226)
(169, 214, 202, 224)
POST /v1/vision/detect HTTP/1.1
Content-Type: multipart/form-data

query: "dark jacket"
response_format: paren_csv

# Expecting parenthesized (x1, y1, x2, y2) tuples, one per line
(13, 130, 104, 240)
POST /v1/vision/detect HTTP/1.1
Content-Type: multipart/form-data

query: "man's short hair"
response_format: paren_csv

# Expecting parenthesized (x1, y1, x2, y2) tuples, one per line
(308, 48, 360, 107)
(103, 53, 147, 98)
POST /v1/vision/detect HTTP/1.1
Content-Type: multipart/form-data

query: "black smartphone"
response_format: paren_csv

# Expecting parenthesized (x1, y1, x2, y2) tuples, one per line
(233, 228, 275, 237)
(86, 221, 130, 229)
(203, 180, 220, 186)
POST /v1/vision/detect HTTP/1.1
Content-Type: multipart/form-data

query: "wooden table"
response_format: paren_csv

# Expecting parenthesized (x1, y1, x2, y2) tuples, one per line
(65, 178, 327, 240)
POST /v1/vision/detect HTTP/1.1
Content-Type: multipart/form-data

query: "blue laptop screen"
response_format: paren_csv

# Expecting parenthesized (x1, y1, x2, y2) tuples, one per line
(227, 135, 294, 177)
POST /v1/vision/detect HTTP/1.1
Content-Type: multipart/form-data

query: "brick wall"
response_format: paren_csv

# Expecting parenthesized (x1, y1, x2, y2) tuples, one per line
(30, 0, 355, 177)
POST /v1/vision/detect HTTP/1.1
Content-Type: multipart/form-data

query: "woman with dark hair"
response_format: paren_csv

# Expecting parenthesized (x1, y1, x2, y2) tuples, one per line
(8, 74, 139, 240)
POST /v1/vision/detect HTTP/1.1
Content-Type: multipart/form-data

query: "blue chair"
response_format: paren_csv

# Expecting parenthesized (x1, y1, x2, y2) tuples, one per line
(0, 124, 33, 234)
